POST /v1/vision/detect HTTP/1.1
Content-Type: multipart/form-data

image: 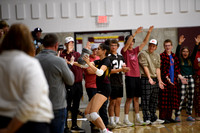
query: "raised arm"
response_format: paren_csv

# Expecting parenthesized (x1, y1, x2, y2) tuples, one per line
(195, 35, 200, 45)
(176, 35, 185, 57)
(122, 26, 143, 52)
(139, 26, 154, 51)
(191, 35, 200, 61)
(85, 41, 91, 50)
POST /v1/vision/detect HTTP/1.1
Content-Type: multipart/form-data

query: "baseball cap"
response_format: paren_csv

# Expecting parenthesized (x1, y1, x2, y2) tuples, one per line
(0, 20, 9, 29)
(91, 44, 98, 50)
(65, 37, 74, 43)
(34, 27, 42, 32)
(149, 39, 158, 45)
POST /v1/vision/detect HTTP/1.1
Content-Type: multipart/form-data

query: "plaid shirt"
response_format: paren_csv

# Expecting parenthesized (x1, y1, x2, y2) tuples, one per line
(158, 51, 181, 109)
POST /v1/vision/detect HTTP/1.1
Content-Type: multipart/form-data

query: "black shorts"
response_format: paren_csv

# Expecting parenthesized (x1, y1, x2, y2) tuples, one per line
(125, 76, 142, 98)
(97, 84, 111, 98)
(110, 86, 123, 99)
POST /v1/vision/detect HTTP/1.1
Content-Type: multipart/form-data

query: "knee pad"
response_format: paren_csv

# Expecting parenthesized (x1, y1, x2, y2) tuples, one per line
(90, 112, 100, 121)
(86, 114, 92, 121)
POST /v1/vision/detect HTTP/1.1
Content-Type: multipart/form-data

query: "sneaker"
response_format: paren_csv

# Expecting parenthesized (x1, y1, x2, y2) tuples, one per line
(71, 125, 84, 131)
(135, 118, 148, 126)
(116, 121, 127, 128)
(107, 128, 113, 133)
(163, 119, 170, 124)
(156, 119, 165, 124)
(101, 128, 113, 133)
(152, 119, 164, 125)
(124, 120, 134, 127)
(175, 116, 181, 122)
(167, 118, 177, 123)
(107, 122, 118, 129)
(186, 116, 195, 121)
(144, 120, 151, 125)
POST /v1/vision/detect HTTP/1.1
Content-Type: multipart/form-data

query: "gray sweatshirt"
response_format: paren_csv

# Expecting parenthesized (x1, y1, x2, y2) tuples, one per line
(36, 49, 74, 110)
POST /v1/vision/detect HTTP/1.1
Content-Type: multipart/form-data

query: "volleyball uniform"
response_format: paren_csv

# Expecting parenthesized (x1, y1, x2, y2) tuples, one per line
(94, 57, 111, 98)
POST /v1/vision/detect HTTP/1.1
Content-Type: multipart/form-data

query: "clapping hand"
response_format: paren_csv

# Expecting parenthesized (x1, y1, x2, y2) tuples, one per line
(180, 77, 188, 84)
(166, 77, 175, 85)
(122, 66, 130, 72)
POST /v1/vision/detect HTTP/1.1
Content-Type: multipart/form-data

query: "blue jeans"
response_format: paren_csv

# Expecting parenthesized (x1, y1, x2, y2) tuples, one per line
(50, 108, 67, 133)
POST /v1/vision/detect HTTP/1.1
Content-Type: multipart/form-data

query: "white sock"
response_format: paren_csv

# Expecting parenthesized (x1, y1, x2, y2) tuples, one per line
(101, 128, 107, 133)
(110, 116, 115, 124)
(136, 113, 140, 120)
(115, 116, 119, 123)
(124, 114, 129, 121)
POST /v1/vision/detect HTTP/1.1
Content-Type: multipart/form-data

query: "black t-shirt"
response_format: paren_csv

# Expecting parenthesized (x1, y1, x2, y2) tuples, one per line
(94, 57, 111, 88)
(34, 38, 43, 48)
(108, 53, 125, 87)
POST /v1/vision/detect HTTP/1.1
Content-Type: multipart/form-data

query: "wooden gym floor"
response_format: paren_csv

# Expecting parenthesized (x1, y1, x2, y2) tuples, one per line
(67, 108, 200, 133)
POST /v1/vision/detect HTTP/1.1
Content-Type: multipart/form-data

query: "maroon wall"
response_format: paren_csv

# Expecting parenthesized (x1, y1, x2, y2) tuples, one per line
(178, 26, 200, 54)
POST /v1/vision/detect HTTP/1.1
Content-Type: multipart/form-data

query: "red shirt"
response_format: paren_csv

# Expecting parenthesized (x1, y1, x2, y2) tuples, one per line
(60, 50, 83, 83)
(121, 46, 140, 77)
(84, 55, 100, 88)
(194, 51, 200, 75)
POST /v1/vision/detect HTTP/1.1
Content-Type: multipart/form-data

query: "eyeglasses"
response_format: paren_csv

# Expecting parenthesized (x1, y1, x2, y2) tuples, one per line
(110, 45, 118, 47)
(164, 45, 172, 47)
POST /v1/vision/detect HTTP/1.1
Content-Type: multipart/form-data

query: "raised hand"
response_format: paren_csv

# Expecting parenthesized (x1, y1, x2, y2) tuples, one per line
(195, 34, 200, 45)
(179, 35, 185, 45)
(135, 26, 143, 34)
(85, 41, 91, 50)
(148, 25, 154, 33)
